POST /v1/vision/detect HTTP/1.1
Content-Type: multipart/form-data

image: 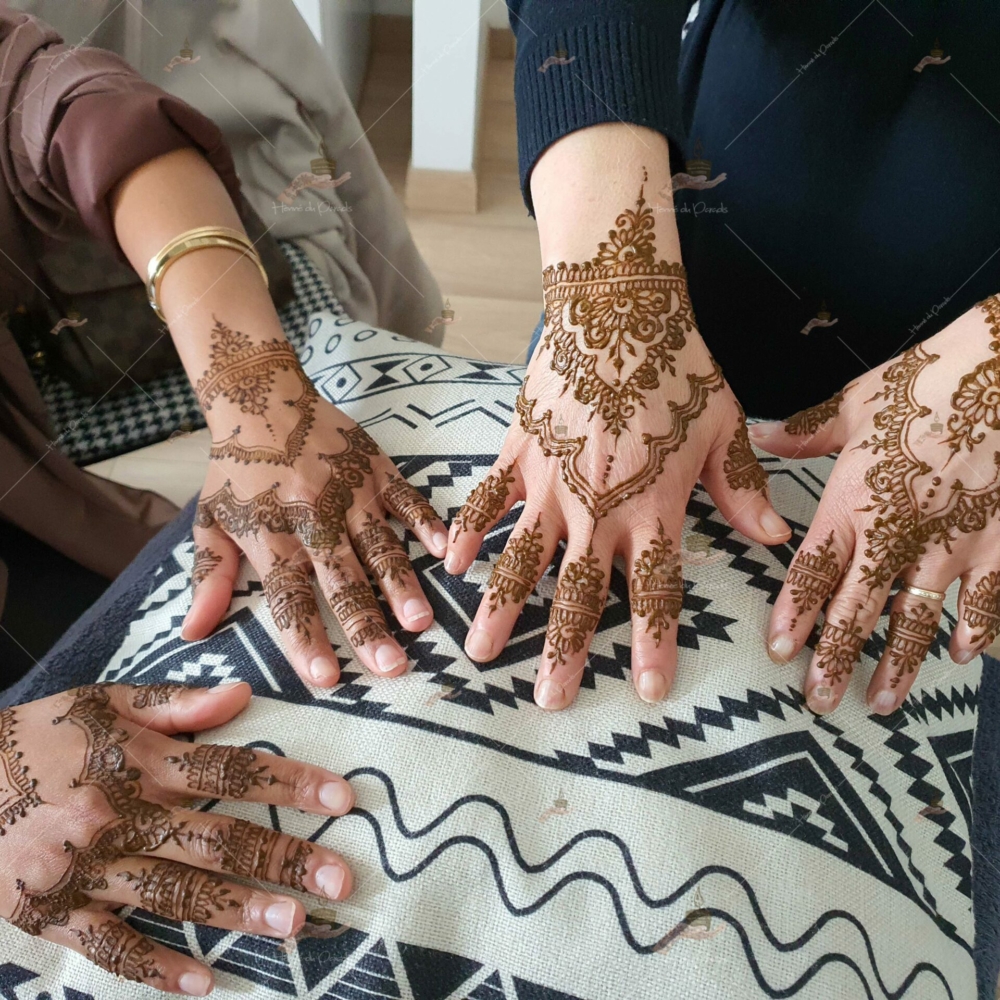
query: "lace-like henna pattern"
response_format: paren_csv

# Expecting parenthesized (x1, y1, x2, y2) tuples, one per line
(383, 475, 438, 527)
(121, 863, 236, 922)
(74, 919, 162, 981)
(163, 745, 275, 798)
(488, 518, 544, 614)
(262, 554, 318, 636)
(131, 684, 185, 709)
(963, 570, 1000, 645)
(885, 602, 938, 688)
(786, 532, 840, 629)
(943, 295, 1000, 459)
(205, 818, 311, 890)
(630, 522, 683, 645)
(0, 708, 41, 835)
(354, 514, 411, 583)
(723, 407, 767, 493)
(542, 183, 696, 436)
(547, 547, 606, 665)
(196, 318, 318, 466)
(814, 612, 866, 685)
(323, 556, 389, 646)
(517, 361, 725, 522)
(191, 547, 222, 588)
(454, 466, 515, 534)
(784, 386, 850, 436)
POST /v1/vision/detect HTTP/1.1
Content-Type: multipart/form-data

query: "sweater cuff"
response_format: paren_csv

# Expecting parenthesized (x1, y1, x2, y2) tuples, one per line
(513, 18, 682, 215)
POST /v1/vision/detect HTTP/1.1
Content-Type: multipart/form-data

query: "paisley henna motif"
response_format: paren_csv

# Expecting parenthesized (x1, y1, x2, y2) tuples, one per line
(786, 532, 840, 629)
(963, 570, 1000, 645)
(262, 554, 318, 636)
(885, 602, 938, 688)
(191, 547, 222, 588)
(547, 547, 606, 665)
(454, 466, 515, 534)
(723, 407, 767, 493)
(131, 684, 185, 709)
(164, 745, 275, 798)
(814, 611, 866, 685)
(630, 522, 683, 645)
(488, 518, 545, 614)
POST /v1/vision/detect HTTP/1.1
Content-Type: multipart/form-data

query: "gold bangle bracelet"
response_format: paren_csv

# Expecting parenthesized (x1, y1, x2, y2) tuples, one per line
(146, 226, 268, 321)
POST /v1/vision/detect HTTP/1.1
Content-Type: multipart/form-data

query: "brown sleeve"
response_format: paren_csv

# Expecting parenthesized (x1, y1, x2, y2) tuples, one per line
(3, 11, 240, 250)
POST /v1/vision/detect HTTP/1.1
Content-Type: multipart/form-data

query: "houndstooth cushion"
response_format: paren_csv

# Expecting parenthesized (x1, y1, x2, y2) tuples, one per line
(0, 316, 981, 1000)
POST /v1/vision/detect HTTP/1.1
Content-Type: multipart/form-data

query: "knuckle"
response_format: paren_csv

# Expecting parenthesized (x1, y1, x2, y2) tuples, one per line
(286, 768, 320, 809)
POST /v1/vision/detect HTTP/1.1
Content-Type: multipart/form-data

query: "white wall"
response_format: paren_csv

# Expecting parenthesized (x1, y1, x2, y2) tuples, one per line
(377, 0, 508, 27)
(293, 0, 372, 106)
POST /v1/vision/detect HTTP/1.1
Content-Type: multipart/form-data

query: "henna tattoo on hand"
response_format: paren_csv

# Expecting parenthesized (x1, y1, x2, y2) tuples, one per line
(73, 919, 162, 982)
(454, 465, 515, 534)
(724, 406, 767, 494)
(262, 552, 318, 636)
(487, 518, 544, 614)
(121, 862, 237, 922)
(191, 547, 223, 588)
(784, 385, 851, 437)
(164, 744, 276, 798)
(814, 610, 866, 685)
(322, 555, 390, 646)
(885, 602, 938, 688)
(354, 514, 411, 583)
(963, 570, 1000, 645)
(196, 318, 318, 467)
(547, 547, 606, 665)
(786, 532, 841, 629)
(0, 708, 41, 835)
(383, 474, 438, 528)
(630, 521, 683, 645)
(204, 817, 312, 890)
(541, 182, 696, 436)
(131, 684, 185, 709)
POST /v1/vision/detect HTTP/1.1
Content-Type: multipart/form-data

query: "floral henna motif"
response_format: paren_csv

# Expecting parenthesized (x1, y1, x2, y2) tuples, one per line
(454, 466, 515, 534)
(0, 708, 42, 835)
(196, 318, 318, 466)
(322, 555, 389, 646)
(262, 554, 318, 636)
(784, 386, 850, 437)
(786, 532, 841, 629)
(814, 611, 866, 685)
(121, 863, 236, 922)
(383, 475, 438, 528)
(723, 407, 767, 494)
(163, 745, 276, 798)
(541, 182, 696, 436)
(630, 522, 683, 645)
(354, 514, 411, 583)
(191, 547, 222, 588)
(488, 518, 545, 614)
(963, 570, 1000, 645)
(204, 817, 312, 890)
(131, 684, 185, 709)
(885, 602, 938, 688)
(73, 920, 162, 982)
(546, 547, 606, 665)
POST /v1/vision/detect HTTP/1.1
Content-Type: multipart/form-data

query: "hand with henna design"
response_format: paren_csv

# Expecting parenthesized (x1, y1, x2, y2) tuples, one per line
(109, 149, 449, 689)
(0, 682, 357, 995)
(445, 127, 790, 710)
(753, 294, 1000, 715)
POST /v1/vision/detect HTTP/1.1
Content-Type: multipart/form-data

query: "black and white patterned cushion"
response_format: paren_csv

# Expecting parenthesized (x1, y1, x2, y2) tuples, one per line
(1, 316, 981, 1000)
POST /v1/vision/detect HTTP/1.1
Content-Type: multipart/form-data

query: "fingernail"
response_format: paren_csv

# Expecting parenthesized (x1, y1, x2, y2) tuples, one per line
(179, 972, 213, 996)
(465, 629, 493, 661)
(310, 656, 339, 684)
(636, 670, 667, 704)
(264, 900, 297, 936)
(759, 509, 789, 539)
(768, 635, 796, 664)
(319, 779, 354, 814)
(374, 643, 407, 673)
(953, 648, 976, 665)
(869, 689, 897, 715)
(444, 551, 461, 574)
(316, 863, 347, 899)
(432, 531, 448, 553)
(748, 422, 779, 440)
(180, 619, 195, 642)
(808, 685, 835, 713)
(402, 598, 432, 624)
(208, 680, 242, 694)
(536, 678, 565, 711)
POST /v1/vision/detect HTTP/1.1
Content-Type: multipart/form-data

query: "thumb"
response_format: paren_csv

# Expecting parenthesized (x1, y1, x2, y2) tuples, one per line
(748, 392, 851, 459)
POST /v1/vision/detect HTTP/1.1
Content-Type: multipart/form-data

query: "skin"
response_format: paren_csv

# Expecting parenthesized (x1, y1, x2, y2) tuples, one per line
(110, 149, 449, 686)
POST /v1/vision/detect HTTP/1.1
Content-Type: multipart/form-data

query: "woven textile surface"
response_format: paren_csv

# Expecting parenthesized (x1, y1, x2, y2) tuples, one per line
(0, 315, 983, 1000)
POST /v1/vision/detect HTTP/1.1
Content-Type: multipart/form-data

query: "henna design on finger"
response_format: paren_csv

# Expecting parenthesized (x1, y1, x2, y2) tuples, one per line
(547, 547, 606, 665)
(783, 386, 850, 437)
(814, 610, 866, 685)
(73, 919, 162, 981)
(191, 547, 223, 588)
(131, 684, 185, 709)
(196, 318, 319, 467)
(202, 817, 312, 890)
(164, 745, 276, 798)
(488, 518, 545, 614)
(885, 602, 938, 688)
(0, 708, 42, 835)
(786, 532, 841, 629)
(723, 406, 767, 493)
(454, 466, 515, 534)
(262, 553, 318, 637)
(322, 556, 390, 646)
(630, 521, 683, 645)
(541, 183, 696, 436)
(354, 514, 411, 583)
(383, 475, 438, 528)
(121, 863, 237, 922)
(963, 571, 1000, 645)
